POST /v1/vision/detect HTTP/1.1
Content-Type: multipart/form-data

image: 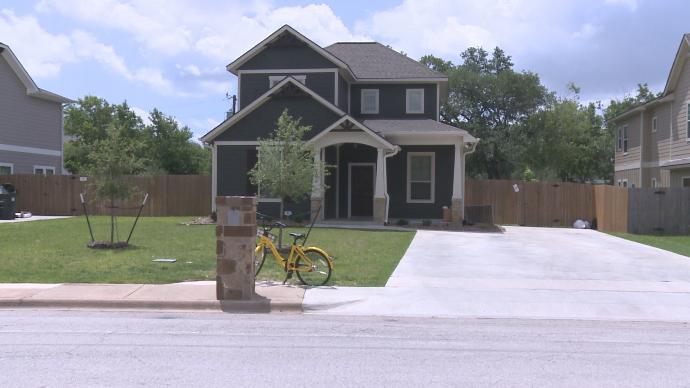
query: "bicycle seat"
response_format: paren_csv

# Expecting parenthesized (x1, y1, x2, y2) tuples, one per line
(289, 232, 305, 239)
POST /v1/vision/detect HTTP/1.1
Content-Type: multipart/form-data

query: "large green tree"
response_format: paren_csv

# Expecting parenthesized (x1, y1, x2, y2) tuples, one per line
(64, 96, 210, 175)
(422, 47, 549, 179)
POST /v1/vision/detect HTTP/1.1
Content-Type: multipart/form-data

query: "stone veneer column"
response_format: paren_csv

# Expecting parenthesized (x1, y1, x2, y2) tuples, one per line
(215, 196, 256, 300)
(451, 198, 464, 223)
(373, 197, 387, 224)
(373, 148, 387, 224)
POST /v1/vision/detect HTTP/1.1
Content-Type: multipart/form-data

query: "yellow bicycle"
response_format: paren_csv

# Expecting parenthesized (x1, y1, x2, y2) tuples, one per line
(254, 213, 333, 286)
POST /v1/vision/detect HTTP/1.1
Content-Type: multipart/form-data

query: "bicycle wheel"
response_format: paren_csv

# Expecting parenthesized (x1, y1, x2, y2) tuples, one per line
(295, 248, 332, 286)
(254, 245, 267, 276)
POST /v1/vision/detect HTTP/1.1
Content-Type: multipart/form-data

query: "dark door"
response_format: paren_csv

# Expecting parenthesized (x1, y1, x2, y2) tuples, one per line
(350, 165, 374, 217)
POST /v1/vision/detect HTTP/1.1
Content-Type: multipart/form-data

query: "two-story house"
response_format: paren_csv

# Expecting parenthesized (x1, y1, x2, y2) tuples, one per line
(0, 42, 72, 175)
(612, 34, 690, 188)
(201, 25, 478, 224)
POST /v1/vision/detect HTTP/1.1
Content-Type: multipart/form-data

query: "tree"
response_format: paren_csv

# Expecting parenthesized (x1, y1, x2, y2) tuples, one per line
(248, 110, 327, 217)
(145, 109, 211, 175)
(64, 96, 211, 175)
(84, 124, 146, 245)
(421, 48, 548, 179)
(520, 87, 612, 182)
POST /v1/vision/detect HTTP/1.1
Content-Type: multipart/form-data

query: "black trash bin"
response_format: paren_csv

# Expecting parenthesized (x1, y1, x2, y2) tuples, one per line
(0, 184, 17, 220)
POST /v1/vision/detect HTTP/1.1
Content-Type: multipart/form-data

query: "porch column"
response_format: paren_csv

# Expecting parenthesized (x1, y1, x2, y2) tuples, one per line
(451, 138, 464, 222)
(373, 148, 387, 224)
(311, 148, 324, 221)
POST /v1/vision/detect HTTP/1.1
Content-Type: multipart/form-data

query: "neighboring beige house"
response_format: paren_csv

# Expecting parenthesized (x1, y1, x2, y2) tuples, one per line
(0, 42, 72, 175)
(611, 34, 690, 188)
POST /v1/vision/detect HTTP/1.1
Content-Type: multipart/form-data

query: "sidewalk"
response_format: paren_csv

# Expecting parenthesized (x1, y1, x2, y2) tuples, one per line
(0, 281, 304, 313)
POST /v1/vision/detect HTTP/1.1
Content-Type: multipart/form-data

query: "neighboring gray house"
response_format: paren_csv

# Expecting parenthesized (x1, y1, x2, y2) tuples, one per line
(201, 25, 478, 224)
(0, 42, 72, 175)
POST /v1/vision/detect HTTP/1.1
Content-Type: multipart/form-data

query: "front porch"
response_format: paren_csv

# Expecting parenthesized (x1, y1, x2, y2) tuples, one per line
(307, 117, 471, 224)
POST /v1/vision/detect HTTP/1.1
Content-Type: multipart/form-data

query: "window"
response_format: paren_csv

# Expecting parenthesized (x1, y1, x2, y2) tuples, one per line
(406, 89, 424, 114)
(683, 177, 690, 188)
(34, 166, 55, 175)
(652, 116, 657, 133)
(361, 89, 379, 114)
(687, 103, 690, 139)
(651, 178, 658, 188)
(617, 128, 623, 151)
(0, 163, 12, 175)
(623, 126, 629, 153)
(269, 75, 305, 88)
(407, 152, 435, 203)
(622, 179, 628, 188)
(617, 179, 622, 187)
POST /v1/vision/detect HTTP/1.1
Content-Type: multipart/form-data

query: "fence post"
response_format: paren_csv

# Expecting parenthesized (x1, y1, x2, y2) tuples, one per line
(215, 196, 256, 300)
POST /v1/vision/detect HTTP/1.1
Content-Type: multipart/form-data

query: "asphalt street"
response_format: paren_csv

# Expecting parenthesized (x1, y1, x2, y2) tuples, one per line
(1, 310, 690, 387)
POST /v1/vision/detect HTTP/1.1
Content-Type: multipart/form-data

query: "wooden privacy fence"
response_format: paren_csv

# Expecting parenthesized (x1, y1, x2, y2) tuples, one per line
(465, 180, 595, 228)
(627, 188, 690, 235)
(593, 185, 628, 233)
(2, 174, 211, 217)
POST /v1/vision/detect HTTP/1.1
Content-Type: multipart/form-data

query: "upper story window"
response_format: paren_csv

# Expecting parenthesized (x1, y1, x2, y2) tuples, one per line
(617, 128, 623, 151)
(687, 103, 690, 139)
(269, 75, 305, 88)
(652, 116, 657, 133)
(361, 89, 379, 114)
(34, 166, 55, 175)
(406, 89, 424, 114)
(622, 125, 629, 153)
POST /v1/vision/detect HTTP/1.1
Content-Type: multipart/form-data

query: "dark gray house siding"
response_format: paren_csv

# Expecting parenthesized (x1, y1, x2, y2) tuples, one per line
(215, 94, 341, 142)
(239, 72, 335, 109)
(216, 145, 256, 196)
(351, 83, 437, 120)
(338, 74, 348, 112)
(386, 145, 454, 219)
(239, 35, 337, 70)
(321, 144, 378, 218)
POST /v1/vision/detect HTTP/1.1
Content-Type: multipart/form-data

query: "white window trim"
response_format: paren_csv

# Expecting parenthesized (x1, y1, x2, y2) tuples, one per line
(622, 179, 628, 188)
(269, 75, 305, 88)
(406, 152, 435, 203)
(622, 125, 629, 154)
(651, 177, 657, 188)
(33, 165, 55, 175)
(406, 88, 424, 114)
(652, 116, 657, 133)
(617, 179, 622, 187)
(360, 89, 379, 114)
(0, 162, 13, 174)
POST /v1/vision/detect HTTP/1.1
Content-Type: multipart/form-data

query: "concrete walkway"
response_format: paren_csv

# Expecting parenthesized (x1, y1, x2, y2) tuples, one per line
(0, 281, 304, 312)
(304, 227, 690, 321)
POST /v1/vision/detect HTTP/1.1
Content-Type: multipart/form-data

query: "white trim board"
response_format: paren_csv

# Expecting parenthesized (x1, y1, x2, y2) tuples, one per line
(347, 162, 376, 218)
(0, 162, 14, 174)
(215, 141, 260, 146)
(0, 143, 61, 156)
(237, 68, 338, 74)
(201, 76, 345, 143)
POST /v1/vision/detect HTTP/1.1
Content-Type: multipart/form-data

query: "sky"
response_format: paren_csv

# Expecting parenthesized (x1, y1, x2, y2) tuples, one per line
(1, 0, 688, 140)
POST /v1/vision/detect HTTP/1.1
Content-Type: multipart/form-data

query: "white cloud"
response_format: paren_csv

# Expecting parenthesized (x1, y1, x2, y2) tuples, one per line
(131, 106, 152, 125)
(604, 0, 638, 11)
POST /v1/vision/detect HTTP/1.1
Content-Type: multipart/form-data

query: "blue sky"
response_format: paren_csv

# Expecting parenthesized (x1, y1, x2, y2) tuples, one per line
(1, 0, 688, 140)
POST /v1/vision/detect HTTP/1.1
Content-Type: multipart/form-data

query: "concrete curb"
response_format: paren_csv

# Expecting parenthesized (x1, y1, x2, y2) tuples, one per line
(0, 298, 303, 313)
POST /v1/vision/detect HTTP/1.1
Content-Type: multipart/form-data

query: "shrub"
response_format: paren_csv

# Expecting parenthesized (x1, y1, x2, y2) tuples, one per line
(395, 219, 409, 226)
(422, 219, 432, 227)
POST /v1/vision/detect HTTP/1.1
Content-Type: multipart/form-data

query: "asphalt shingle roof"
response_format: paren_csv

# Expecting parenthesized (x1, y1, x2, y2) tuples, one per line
(362, 119, 477, 142)
(325, 42, 446, 80)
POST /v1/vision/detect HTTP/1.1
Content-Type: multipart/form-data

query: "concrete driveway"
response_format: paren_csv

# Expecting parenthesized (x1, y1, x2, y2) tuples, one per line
(304, 227, 690, 321)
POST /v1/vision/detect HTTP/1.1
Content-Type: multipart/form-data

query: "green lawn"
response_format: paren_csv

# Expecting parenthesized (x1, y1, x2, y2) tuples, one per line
(610, 233, 690, 258)
(0, 216, 414, 286)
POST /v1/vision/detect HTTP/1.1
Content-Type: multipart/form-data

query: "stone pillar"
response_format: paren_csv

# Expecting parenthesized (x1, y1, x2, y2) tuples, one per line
(215, 196, 256, 300)
(373, 148, 387, 224)
(451, 139, 464, 223)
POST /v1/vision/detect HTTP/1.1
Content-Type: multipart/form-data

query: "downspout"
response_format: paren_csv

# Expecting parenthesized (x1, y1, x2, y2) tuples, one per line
(383, 146, 401, 224)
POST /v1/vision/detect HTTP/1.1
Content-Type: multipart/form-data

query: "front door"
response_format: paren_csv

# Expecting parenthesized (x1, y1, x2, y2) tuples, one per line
(349, 164, 374, 217)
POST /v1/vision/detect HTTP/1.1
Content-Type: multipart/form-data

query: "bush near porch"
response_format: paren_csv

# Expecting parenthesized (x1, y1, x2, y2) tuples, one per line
(0, 217, 414, 286)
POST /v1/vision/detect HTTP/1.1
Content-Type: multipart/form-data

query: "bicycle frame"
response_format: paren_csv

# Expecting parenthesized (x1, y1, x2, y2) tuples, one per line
(255, 234, 332, 272)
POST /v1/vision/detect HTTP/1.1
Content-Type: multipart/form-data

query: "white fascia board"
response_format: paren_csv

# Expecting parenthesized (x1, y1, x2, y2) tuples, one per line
(200, 76, 346, 143)
(384, 131, 478, 143)
(237, 68, 339, 74)
(1, 44, 72, 103)
(0, 143, 61, 156)
(352, 78, 448, 83)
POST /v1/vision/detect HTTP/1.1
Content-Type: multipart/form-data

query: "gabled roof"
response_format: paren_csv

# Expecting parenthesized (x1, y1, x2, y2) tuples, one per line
(200, 76, 346, 142)
(0, 42, 73, 104)
(663, 34, 690, 96)
(305, 116, 396, 150)
(226, 25, 353, 77)
(325, 42, 447, 81)
(363, 119, 478, 142)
